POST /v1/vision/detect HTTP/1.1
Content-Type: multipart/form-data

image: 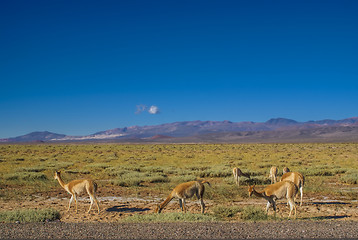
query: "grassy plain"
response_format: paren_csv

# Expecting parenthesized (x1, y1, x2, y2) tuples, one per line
(0, 143, 357, 222)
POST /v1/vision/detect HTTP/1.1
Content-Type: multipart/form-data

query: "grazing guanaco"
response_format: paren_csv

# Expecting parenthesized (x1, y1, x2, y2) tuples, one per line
(155, 180, 210, 214)
(54, 171, 100, 214)
(232, 167, 250, 186)
(282, 167, 290, 175)
(269, 166, 278, 184)
(248, 180, 298, 218)
(280, 171, 305, 206)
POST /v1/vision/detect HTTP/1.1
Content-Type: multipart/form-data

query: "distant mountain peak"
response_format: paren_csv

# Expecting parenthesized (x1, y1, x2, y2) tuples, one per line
(1, 117, 357, 143)
(265, 118, 298, 125)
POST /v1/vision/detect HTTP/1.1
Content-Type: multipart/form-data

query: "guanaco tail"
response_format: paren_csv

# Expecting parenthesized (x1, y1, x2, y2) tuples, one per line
(54, 171, 100, 214)
(248, 180, 298, 218)
(155, 180, 210, 214)
(232, 167, 250, 186)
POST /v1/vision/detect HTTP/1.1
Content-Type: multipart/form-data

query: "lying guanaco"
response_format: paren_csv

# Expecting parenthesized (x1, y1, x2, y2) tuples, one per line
(280, 171, 305, 206)
(232, 167, 250, 186)
(54, 171, 100, 214)
(155, 180, 210, 214)
(269, 166, 278, 184)
(248, 180, 298, 218)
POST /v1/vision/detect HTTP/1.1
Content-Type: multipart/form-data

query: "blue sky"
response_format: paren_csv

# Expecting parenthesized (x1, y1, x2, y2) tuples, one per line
(1, 0, 357, 138)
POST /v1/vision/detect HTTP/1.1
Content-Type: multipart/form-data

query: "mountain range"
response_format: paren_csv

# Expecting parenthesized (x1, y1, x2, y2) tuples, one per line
(1, 117, 358, 143)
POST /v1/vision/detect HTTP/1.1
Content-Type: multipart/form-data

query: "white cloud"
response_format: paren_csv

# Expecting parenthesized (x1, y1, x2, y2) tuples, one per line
(148, 105, 160, 114)
(135, 104, 160, 115)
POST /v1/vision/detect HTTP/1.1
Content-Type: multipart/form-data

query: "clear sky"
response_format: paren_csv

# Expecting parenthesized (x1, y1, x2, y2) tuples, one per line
(1, 0, 357, 138)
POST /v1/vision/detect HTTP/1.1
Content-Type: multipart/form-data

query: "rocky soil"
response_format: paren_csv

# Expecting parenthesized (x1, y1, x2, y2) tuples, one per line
(1, 221, 358, 239)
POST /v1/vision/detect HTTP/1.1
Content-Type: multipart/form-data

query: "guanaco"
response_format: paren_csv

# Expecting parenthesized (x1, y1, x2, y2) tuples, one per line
(248, 180, 298, 218)
(155, 180, 210, 214)
(54, 171, 100, 214)
(269, 166, 278, 184)
(232, 167, 250, 186)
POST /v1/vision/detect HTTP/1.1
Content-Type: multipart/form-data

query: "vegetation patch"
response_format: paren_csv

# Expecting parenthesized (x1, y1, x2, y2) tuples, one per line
(0, 208, 60, 223)
(4, 172, 48, 181)
(340, 171, 358, 184)
(1, 143, 358, 204)
(239, 206, 270, 221)
(211, 205, 241, 220)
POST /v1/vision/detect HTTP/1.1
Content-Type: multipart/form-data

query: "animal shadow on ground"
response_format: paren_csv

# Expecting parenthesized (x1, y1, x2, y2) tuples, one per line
(300, 201, 351, 220)
(310, 201, 349, 205)
(301, 215, 349, 220)
(106, 204, 151, 213)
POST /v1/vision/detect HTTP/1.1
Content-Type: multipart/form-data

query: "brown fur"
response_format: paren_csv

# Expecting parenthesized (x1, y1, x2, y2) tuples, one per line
(280, 171, 305, 206)
(155, 180, 210, 214)
(248, 181, 298, 218)
(54, 171, 100, 214)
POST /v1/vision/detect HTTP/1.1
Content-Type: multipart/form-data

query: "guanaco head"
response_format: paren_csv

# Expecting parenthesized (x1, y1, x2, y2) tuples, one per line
(54, 171, 61, 180)
(248, 185, 255, 197)
(154, 204, 162, 213)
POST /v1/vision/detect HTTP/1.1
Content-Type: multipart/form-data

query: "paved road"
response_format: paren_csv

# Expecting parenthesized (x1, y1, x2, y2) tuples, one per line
(1, 221, 357, 239)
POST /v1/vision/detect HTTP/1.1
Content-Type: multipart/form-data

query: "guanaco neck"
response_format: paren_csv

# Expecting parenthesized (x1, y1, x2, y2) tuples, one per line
(56, 175, 67, 189)
(159, 194, 174, 210)
(252, 188, 266, 198)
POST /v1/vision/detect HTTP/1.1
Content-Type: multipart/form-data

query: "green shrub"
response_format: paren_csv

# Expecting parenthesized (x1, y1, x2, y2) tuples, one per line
(341, 171, 358, 184)
(85, 163, 109, 170)
(65, 169, 90, 174)
(112, 178, 143, 187)
(18, 167, 46, 172)
(144, 173, 169, 183)
(302, 165, 337, 176)
(211, 205, 241, 219)
(209, 184, 242, 201)
(197, 165, 231, 178)
(4, 172, 48, 181)
(240, 206, 269, 221)
(0, 208, 60, 223)
(43, 161, 74, 170)
(169, 175, 198, 184)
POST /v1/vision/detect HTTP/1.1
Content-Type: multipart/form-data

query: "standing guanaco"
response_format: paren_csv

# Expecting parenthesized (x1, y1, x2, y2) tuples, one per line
(232, 167, 250, 186)
(248, 180, 298, 218)
(269, 166, 278, 184)
(54, 171, 100, 214)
